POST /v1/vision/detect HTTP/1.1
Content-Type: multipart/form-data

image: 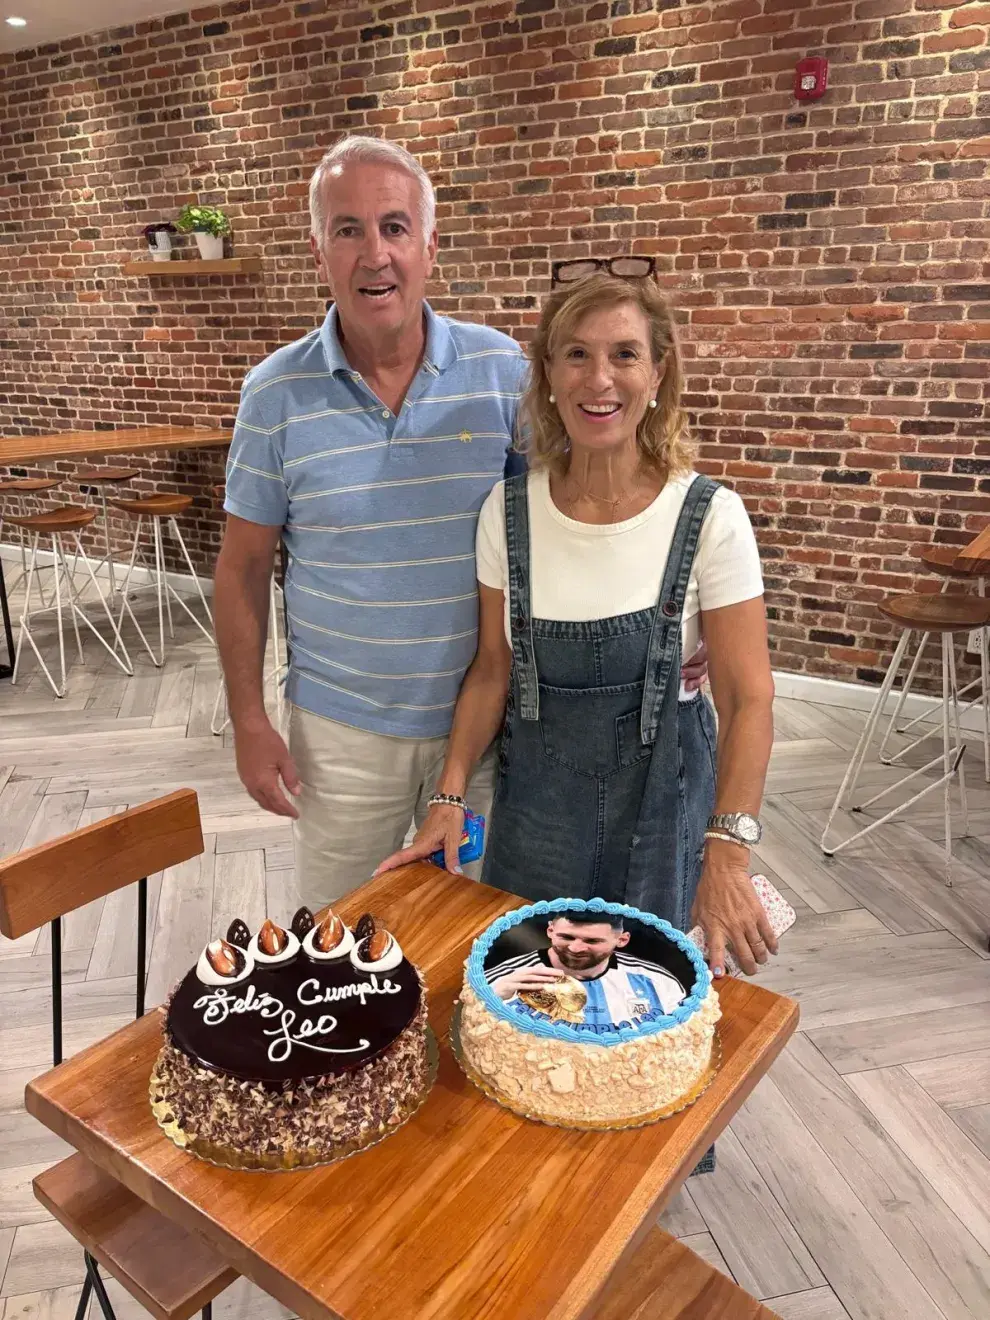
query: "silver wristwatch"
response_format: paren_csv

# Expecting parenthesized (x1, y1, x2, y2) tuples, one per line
(706, 812, 762, 845)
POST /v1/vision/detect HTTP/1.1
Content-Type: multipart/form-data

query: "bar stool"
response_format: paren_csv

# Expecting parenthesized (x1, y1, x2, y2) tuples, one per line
(111, 493, 214, 666)
(0, 476, 63, 602)
(209, 483, 286, 736)
(821, 591, 990, 886)
(6, 505, 134, 698)
(74, 466, 140, 598)
(878, 541, 990, 782)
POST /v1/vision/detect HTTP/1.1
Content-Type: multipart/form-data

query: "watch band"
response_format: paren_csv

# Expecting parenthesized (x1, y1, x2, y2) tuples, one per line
(706, 812, 762, 844)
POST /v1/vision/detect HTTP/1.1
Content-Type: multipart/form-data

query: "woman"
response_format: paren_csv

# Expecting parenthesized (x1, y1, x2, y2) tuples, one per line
(378, 272, 777, 979)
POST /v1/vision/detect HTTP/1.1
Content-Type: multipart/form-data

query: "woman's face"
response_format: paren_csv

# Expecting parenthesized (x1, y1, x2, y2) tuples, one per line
(546, 302, 663, 458)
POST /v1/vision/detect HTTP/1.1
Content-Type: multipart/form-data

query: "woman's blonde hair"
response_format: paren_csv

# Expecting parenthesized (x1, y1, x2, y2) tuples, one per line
(521, 273, 693, 478)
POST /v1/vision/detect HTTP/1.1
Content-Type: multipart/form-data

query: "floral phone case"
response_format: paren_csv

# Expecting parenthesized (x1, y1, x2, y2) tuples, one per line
(687, 873, 796, 976)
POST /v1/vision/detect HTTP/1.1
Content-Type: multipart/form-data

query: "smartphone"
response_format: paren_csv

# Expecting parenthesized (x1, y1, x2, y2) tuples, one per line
(429, 809, 486, 870)
(687, 873, 796, 976)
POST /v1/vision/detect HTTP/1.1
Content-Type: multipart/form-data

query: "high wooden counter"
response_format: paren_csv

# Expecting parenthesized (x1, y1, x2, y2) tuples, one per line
(1, 425, 230, 466)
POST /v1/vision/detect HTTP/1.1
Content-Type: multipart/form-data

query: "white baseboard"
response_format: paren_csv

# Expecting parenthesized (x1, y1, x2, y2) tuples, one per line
(772, 667, 987, 735)
(0, 541, 214, 598)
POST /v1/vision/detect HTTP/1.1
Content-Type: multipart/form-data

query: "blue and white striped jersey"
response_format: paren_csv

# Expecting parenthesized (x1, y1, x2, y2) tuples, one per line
(224, 302, 528, 738)
(485, 948, 686, 1028)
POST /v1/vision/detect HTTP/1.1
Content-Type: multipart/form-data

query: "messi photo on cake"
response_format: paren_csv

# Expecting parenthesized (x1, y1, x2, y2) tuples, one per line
(483, 904, 690, 1031)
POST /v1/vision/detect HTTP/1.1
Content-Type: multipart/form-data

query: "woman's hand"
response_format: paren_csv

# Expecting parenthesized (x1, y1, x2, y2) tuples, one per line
(374, 803, 465, 877)
(691, 848, 778, 977)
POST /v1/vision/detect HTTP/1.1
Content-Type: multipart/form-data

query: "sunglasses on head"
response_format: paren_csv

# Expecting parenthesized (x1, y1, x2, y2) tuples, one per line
(550, 256, 656, 287)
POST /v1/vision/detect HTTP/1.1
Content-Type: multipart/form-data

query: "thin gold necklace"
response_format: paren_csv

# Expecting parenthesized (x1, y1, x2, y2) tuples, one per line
(562, 469, 646, 523)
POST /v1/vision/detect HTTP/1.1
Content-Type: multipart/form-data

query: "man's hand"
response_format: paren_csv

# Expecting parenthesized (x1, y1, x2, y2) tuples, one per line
(233, 718, 302, 818)
(492, 966, 564, 1001)
(681, 638, 709, 693)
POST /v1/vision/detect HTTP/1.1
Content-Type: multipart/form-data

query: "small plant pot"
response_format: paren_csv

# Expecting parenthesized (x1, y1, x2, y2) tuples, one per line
(146, 231, 174, 262)
(194, 233, 225, 260)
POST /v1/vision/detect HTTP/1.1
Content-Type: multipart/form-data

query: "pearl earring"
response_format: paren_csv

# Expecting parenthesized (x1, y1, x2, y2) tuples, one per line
(648, 399, 657, 408)
(549, 394, 555, 404)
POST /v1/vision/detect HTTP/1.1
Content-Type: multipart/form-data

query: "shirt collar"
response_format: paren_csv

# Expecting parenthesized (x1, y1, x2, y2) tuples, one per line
(319, 300, 457, 378)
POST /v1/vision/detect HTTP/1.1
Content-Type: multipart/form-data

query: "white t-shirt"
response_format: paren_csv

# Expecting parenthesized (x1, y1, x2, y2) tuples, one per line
(475, 470, 763, 687)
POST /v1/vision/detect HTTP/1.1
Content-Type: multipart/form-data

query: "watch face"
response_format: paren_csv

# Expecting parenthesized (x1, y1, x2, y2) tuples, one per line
(738, 815, 761, 843)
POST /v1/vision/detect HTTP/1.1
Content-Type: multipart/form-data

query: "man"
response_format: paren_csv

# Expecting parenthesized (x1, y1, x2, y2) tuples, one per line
(487, 912, 686, 1024)
(215, 134, 706, 904)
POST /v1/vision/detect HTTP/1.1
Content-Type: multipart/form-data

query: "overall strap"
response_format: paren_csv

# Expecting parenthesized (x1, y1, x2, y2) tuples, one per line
(640, 474, 721, 745)
(503, 473, 540, 721)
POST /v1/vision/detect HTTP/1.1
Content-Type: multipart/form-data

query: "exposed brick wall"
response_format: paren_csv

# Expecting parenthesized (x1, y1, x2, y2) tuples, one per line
(1, 0, 988, 688)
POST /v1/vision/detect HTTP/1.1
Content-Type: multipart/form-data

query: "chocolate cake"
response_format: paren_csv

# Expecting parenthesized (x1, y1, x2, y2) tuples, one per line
(150, 908, 433, 1169)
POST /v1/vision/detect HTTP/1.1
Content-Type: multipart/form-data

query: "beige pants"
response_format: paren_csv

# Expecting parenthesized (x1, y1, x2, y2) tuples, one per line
(289, 704, 497, 907)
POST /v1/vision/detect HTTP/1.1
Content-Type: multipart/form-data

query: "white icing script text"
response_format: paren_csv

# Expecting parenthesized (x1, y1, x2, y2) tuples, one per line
(297, 974, 402, 1008)
(192, 973, 402, 1063)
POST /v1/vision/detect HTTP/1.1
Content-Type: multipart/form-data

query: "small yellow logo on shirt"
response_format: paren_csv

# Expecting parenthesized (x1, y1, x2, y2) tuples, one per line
(459, 430, 472, 443)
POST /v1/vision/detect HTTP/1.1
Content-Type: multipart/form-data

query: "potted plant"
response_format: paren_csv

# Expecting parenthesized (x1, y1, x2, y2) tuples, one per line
(144, 221, 177, 262)
(174, 203, 231, 260)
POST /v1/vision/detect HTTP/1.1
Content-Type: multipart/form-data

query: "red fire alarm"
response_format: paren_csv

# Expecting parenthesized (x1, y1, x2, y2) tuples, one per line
(794, 56, 828, 101)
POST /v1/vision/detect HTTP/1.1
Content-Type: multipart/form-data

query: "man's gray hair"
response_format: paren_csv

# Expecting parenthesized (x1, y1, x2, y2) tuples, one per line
(308, 136, 436, 248)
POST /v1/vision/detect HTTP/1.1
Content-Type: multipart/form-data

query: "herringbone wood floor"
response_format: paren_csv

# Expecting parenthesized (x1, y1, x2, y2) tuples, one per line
(2, 582, 990, 1320)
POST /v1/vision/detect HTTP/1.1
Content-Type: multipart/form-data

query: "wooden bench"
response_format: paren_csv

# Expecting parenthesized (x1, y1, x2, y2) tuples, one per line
(35, 1154, 236, 1320)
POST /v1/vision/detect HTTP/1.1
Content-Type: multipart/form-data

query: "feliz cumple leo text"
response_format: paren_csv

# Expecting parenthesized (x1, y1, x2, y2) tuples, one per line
(192, 975, 403, 1062)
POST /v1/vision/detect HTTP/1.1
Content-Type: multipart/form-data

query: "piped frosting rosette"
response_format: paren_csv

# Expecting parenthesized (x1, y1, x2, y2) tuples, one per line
(345, 912, 403, 973)
(248, 918, 300, 966)
(302, 909, 356, 961)
(195, 938, 254, 986)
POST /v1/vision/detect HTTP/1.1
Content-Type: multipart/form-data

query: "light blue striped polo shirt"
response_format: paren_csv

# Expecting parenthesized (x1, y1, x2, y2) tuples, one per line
(224, 302, 528, 738)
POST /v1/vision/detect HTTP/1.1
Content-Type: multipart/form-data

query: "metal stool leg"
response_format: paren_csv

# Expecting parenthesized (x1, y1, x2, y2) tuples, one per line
(822, 626, 967, 875)
(11, 531, 39, 685)
(116, 516, 163, 666)
(101, 488, 117, 598)
(54, 535, 85, 665)
(210, 672, 228, 736)
(153, 517, 168, 655)
(821, 628, 912, 852)
(878, 628, 931, 763)
(84, 1251, 118, 1320)
(61, 532, 133, 675)
(73, 1273, 93, 1320)
(13, 532, 71, 697)
(166, 516, 215, 641)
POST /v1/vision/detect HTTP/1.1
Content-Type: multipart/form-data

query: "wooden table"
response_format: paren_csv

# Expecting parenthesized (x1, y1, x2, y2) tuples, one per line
(1, 425, 230, 465)
(26, 864, 798, 1320)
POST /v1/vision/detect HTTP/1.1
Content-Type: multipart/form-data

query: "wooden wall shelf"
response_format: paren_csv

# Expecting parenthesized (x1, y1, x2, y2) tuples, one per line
(121, 258, 262, 276)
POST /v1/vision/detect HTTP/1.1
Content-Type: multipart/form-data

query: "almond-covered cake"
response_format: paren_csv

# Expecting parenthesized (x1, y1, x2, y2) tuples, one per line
(150, 908, 432, 1169)
(455, 897, 720, 1128)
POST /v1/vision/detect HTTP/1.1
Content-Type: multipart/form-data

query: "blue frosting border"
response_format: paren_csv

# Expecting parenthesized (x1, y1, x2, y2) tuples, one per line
(465, 897, 711, 1047)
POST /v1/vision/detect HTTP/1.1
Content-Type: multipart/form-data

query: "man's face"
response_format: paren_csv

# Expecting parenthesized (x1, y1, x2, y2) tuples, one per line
(547, 919, 629, 972)
(310, 162, 437, 345)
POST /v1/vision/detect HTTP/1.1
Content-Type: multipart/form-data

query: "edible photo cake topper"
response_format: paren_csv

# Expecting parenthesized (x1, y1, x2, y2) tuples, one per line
(482, 902, 691, 1030)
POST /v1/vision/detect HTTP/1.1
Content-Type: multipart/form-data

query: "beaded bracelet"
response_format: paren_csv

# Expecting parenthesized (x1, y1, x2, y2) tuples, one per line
(428, 792, 467, 811)
(703, 830, 749, 847)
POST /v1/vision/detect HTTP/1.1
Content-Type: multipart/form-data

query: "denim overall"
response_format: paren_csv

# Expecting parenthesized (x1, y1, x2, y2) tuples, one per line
(483, 472, 721, 1173)
(482, 471, 720, 933)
